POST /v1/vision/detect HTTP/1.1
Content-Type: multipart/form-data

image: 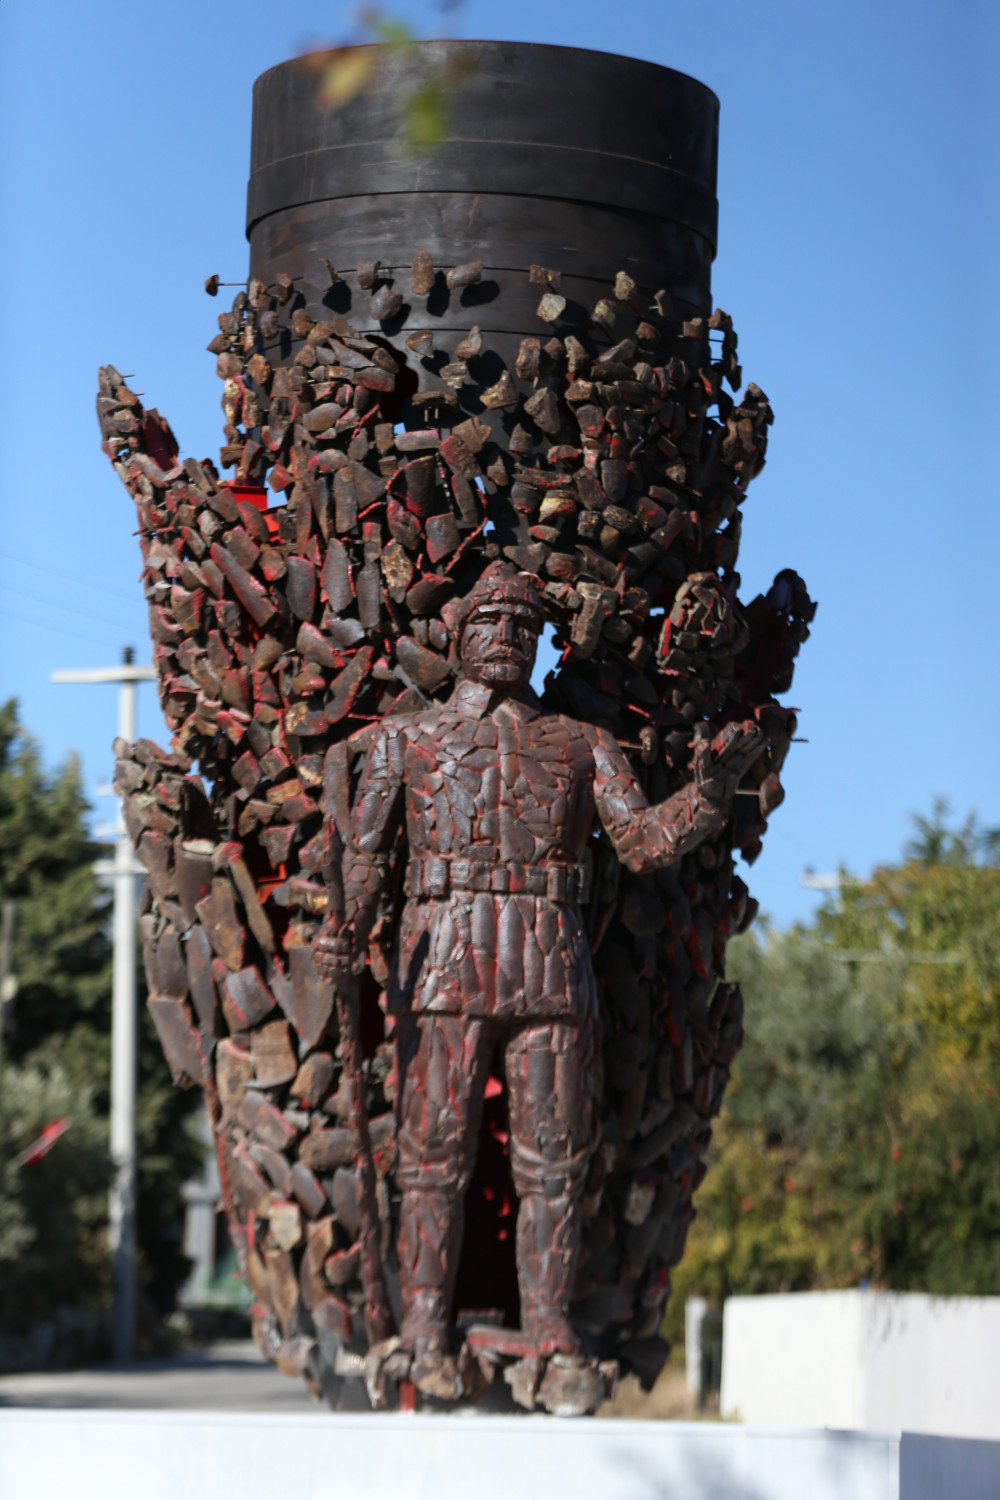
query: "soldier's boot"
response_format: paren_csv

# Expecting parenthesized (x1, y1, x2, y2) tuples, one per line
(397, 1185, 464, 1399)
(515, 1189, 582, 1356)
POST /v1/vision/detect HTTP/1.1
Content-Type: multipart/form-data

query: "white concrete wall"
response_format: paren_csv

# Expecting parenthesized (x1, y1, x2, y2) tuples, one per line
(721, 1291, 1000, 1440)
(721, 1291, 864, 1428)
(3, 1411, 1000, 1500)
(862, 1294, 1000, 1439)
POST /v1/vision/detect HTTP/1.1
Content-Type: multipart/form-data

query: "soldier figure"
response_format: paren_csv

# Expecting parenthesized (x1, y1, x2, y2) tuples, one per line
(315, 561, 762, 1396)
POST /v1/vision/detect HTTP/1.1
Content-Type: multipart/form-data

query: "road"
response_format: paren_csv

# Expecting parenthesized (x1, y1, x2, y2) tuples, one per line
(0, 1340, 317, 1411)
(0, 1338, 708, 1419)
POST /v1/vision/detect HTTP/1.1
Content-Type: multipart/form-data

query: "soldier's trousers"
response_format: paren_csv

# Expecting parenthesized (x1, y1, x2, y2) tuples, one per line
(394, 1012, 599, 1354)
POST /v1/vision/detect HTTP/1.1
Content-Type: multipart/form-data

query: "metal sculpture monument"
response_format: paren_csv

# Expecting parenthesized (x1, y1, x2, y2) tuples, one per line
(99, 41, 814, 1413)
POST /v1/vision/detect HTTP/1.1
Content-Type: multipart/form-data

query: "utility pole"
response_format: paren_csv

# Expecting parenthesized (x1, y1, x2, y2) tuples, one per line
(52, 648, 154, 1364)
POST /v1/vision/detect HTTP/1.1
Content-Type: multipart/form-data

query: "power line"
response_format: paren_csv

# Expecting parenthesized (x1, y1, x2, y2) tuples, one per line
(826, 949, 965, 965)
(0, 604, 126, 652)
(0, 580, 143, 634)
(0, 548, 141, 605)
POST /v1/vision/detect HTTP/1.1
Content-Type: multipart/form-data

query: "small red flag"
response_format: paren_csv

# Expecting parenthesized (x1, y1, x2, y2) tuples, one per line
(17, 1117, 71, 1167)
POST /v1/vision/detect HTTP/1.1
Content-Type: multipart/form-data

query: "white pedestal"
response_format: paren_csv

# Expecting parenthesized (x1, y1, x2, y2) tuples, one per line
(3, 1411, 1000, 1500)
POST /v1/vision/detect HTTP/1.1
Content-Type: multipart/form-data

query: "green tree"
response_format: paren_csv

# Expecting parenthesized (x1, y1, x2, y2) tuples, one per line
(0, 700, 203, 1338)
(668, 805, 1000, 1337)
(0, 1065, 111, 1333)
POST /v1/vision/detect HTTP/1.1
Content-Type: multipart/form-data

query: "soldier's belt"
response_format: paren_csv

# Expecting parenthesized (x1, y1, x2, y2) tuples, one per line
(405, 856, 591, 904)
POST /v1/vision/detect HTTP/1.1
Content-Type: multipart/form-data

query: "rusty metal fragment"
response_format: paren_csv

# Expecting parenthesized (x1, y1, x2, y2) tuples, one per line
(445, 259, 482, 291)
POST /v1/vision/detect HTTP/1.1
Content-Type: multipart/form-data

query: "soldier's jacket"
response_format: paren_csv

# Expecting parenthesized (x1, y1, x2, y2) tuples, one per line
(341, 677, 722, 1021)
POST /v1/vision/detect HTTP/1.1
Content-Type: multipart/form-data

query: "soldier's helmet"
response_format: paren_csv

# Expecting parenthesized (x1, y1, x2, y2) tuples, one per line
(443, 559, 545, 643)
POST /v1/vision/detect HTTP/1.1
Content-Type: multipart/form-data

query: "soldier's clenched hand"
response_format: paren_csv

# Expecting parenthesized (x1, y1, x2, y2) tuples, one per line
(313, 919, 356, 987)
(693, 720, 767, 804)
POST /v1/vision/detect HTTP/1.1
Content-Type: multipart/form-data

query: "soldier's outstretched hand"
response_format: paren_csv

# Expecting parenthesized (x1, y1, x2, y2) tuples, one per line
(693, 720, 767, 805)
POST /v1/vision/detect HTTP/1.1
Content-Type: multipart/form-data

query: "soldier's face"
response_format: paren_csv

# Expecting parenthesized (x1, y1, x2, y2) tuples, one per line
(461, 603, 540, 688)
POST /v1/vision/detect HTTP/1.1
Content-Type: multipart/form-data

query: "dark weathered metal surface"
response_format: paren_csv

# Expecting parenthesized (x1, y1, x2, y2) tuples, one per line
(248, 43, 718, 239)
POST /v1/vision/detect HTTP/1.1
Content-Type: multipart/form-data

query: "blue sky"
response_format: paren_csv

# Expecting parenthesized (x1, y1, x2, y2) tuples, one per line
(1, 0, 996, 925)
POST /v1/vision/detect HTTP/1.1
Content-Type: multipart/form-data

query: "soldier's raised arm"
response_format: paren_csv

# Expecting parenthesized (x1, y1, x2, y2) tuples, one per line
(588, 721, 765, 875)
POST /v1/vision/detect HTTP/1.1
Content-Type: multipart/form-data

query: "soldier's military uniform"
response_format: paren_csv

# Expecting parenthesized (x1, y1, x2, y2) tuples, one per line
(339, 673, 729, 1355)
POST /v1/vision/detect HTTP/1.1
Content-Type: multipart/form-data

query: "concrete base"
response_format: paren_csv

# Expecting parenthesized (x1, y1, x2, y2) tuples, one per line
(3, 1411, 1000, 1500)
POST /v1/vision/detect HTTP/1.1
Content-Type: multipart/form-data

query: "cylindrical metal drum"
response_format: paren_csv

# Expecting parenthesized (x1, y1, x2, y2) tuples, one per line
(246, 41, 719, 374)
